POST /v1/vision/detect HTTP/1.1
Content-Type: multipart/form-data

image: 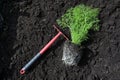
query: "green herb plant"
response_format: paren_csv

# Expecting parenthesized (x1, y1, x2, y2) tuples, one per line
(57, 4, 99, 45)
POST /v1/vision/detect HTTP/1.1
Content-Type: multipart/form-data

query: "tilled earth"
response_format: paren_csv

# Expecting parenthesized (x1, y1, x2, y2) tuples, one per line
(0, 0, 120, 80)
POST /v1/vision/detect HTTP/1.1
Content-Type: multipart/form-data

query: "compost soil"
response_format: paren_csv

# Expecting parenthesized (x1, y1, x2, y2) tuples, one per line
(0, 0, 120, 80)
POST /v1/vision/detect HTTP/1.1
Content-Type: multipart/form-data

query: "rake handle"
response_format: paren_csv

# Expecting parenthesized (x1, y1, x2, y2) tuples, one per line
(20, 32, 62, 74)
(40, 32, 62, 54)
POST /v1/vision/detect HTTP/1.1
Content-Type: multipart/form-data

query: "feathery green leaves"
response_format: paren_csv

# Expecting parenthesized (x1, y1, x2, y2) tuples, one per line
(57, 4, 99, 45)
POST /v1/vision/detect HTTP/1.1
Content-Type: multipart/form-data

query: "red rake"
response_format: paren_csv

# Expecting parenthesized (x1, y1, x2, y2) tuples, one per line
(20, 25, 69, 74)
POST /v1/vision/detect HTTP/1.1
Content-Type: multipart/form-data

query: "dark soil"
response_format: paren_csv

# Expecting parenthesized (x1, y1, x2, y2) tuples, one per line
(0, 0, 120, 80)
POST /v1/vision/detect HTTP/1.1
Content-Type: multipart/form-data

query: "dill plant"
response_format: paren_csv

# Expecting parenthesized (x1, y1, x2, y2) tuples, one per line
(57, 4, 99, 45)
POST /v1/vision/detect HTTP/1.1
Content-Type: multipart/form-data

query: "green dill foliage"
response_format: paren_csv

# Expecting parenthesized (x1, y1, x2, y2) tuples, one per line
(57, 4, 99, 45)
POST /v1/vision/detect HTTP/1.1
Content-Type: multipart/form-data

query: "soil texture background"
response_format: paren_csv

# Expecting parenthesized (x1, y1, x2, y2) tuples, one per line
(0, 0, 120, 80)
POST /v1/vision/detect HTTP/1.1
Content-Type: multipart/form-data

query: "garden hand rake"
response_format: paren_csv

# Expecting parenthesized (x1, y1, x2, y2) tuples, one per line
(20, 25, 69, 75)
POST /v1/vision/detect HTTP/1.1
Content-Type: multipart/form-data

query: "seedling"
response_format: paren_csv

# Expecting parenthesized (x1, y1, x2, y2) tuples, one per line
(20, 25, 69, 75)
(57, 4, 99, 65)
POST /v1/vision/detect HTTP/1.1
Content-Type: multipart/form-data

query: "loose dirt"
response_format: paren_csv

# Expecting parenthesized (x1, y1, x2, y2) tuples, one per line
(0, 0, 120, 80)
